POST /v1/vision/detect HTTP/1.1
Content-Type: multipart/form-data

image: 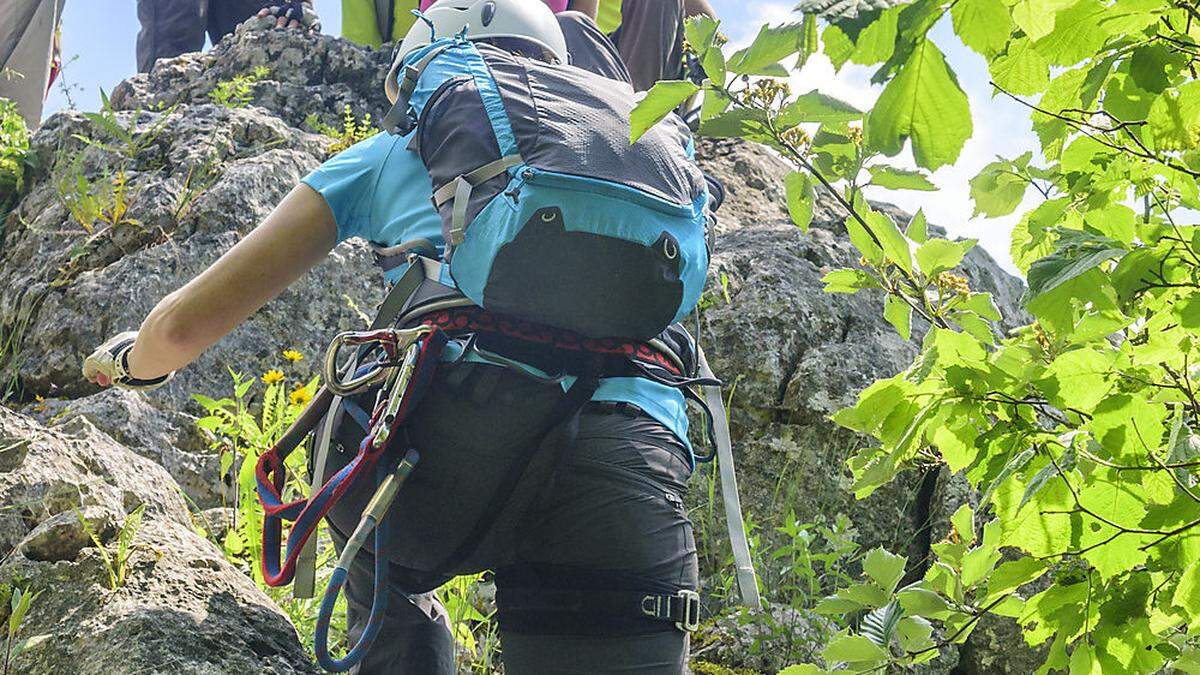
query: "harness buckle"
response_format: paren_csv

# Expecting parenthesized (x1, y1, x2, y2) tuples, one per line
(640, 589, 701, 633)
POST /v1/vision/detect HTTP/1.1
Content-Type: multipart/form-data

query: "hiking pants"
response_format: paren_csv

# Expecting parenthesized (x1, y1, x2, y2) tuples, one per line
(324, 361, 698, 674)
(0, 0, 65, 128)
(607, 0, 686, 92)
(136, 0, 268, 72)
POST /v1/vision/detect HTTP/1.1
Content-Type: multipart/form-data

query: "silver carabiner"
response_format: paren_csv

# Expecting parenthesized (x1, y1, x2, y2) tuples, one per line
(370, 339, 424, 451)
(323, 326, 433, 397)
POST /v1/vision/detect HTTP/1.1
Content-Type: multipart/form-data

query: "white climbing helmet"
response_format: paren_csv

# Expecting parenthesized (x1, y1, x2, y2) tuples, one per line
(385, 0, 569, 103)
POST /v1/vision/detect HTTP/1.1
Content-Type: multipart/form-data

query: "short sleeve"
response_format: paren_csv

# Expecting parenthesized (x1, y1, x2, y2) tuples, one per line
(301, 132, 404, 243)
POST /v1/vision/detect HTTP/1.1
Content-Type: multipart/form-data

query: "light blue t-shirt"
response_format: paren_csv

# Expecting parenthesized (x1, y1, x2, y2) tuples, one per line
(302, 132, 693, 454)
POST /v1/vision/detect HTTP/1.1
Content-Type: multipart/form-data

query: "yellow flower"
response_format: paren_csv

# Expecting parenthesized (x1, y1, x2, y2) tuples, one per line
(261, 369, 284, 385)
(282, 349, 304, 363)
(289, 387, 313, 406)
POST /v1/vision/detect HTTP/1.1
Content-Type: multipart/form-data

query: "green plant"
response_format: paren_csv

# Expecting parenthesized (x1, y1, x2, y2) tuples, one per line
(630, 2, 1200, 672)
(172, 156, 221, 224)
(0, 288, 42, 402)
(0, 98, 32, 221)
(2, 584, 38, 675)
(76, 89, 175, 161)
(55, 159, 141, 236)
(439, 573, 502, 672)
(208, 66, 269, 108)
(192, 361, 344, 654)
(305, 105, 379, 155)
(77, 504, 146, 590)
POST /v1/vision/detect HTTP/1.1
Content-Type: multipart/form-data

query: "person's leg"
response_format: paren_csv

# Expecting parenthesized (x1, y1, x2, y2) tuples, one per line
(607, 0, 686, 92)
(0, 0, 64, 128)
(327, 522, 457, 675)
(207, 0, 270, 44)
(557, 11, 631, 84)
(136, 0, 207, 73)
(496, 407, 698, 674)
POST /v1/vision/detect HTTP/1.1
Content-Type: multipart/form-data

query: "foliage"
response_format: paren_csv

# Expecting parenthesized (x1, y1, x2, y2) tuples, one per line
(2, 584, 38, 675)
(632, 3, 1200, 672)
(305, 105, 379, 155)
(76, 89, 175, 161)
(55, 161, 141, 236)
(208, 66, 270, 109)
(0, 98, 32, 221)
(76, 504, 146, 590)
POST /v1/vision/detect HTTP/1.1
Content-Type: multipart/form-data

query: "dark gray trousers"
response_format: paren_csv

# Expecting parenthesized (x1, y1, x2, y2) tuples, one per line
(135, 0, 268, 72)
(325, 362, 698, 674)
(608, 0, 687, 92)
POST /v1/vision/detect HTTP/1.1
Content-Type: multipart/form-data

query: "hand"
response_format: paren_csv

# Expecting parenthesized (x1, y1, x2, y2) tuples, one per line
(82, 331, 174, 392)
(257, 1, 321, 33)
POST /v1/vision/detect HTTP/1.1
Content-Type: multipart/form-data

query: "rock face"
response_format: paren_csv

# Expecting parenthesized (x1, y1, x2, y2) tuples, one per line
(0, 24, 1030, 675)
(0, 407, 317, 674)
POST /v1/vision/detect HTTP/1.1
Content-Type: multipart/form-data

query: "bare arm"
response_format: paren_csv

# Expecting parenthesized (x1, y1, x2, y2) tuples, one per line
(124, 184, 337, 379)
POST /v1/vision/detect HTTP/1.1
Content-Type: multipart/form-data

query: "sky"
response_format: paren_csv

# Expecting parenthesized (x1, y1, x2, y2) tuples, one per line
(43, 0, 1036, 273)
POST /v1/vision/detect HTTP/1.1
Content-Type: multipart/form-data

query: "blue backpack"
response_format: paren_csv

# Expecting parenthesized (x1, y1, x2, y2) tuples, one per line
(382, 34, 712, 340)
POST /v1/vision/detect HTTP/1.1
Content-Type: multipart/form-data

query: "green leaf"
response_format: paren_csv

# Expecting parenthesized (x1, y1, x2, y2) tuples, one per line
(685, 16, 726, 88)
(980, 448, 1035, 505)
(629, 81, 700, 143)
(778, 90, 863, 127)
(897, 586, 954, 619)
(777, 666, 828, 675)
(1032, 0, 1114, 67)
(905, 209, 928, 243)
(862, 599, 903, 647)
(1037, 347, 1115, 413)
(823, 269, 881, 293)
(785, 171, 815, 231)
(951, 0, 1012, 57)
(822, 634, 890, 664)
(1023, 246, 1126, 308)
(950, 504, 974, 544)
(1173, 560, 1200, 627)
(896, 615, 936, 652)
(865, 40, 972, 170)
(884, 294, 912, 340)
(863, 547, 908, 593)
(985, 557, 1048, 600)
(697, 108, 771, 141)
(727, 23, 804, 75)
(1147, 81, 1200, 151)
(1011, 0, 1073, 40)
(969, 159, 1029, 217)
(990, 38, 1051, 97)
(915, 238, 976, 277)
(864, 208, 914, 273)
(869, 165, 937, 191)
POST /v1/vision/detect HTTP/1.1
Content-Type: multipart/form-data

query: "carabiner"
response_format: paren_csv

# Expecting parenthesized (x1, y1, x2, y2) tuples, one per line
(324, 326, 433, 396)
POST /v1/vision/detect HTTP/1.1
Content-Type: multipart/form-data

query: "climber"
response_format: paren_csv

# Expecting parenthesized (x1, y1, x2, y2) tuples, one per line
(341, 0, 422, 48)
(136, 0, 320, 74)
(569, 0, 717, 92)
(85, 1, 757, 673)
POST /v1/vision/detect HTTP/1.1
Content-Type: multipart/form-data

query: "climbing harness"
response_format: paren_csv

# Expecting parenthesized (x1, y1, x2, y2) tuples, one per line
(255, 325, 447, 671)
(257, 252, 760, 672)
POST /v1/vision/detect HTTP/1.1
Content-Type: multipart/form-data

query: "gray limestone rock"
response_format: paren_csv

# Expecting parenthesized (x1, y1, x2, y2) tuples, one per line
(0, 407, 317, 674)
